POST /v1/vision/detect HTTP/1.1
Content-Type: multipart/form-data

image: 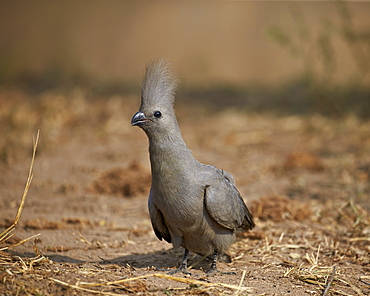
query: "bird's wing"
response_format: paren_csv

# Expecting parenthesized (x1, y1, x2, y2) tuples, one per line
(148, 192, 172, 243)
(204, 169, 254, 231)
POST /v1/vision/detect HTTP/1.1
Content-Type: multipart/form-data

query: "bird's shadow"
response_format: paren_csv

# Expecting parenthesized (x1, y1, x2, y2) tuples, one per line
(8, 247, 219, 272)
(100, 247, 212, 272)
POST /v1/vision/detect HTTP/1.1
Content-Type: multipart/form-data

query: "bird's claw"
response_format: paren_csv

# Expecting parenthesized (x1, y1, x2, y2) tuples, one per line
(206, 267, 236, 277)
(168, 264, 191, 276)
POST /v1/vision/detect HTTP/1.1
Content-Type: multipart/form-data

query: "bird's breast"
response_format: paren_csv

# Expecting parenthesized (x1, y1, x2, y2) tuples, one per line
(149, 146, 207, 227)
(152, 180, 204, 226)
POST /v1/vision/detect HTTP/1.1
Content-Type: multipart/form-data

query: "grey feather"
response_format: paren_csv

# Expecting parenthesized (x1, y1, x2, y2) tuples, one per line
(140, 59, 179, 112)
(131, 59, 254, 273)
(204, 167, 254, 232)
(148, 190, 172, 243)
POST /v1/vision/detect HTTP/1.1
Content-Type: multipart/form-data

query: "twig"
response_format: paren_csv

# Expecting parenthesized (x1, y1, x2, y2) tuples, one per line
(322, 265, 336, 296)
(155, 273, 252, 291)
(349, 237, 370, 242)
(77, 272, 252, 292)
(15, 129, 40, 224)
(359, 276, 370, 286)
(51, 278, 124, 296)
(0, 233, 41, 251)
(233, 270, 247, 296)
(188, 254, 207, 270)
(337, 277, 366, 296)
(76, 232, 95, 246)
(78, 273, 154, 287)
(0, 130, 40, 246)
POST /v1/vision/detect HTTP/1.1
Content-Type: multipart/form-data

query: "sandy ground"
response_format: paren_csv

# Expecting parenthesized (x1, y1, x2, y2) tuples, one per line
(0, 90, 369, 295)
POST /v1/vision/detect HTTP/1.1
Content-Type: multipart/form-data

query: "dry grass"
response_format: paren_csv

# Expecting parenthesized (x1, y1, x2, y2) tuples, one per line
(0, 89, 369, 295)
(75, 192, 365, 295)
(50, 272, 252, 295)
(0, 130, 40, 248)
(0, 130, 52, 294)
(236, 196, 370, 296)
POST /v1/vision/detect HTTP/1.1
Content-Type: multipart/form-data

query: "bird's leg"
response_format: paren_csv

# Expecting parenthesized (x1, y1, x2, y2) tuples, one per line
(168, 248, 191, 275)
(206, 251, 219, 276)
(206, 252, 236, 276)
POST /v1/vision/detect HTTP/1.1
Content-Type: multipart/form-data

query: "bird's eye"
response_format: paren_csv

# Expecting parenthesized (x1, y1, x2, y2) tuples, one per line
(154, 111, 162, 118)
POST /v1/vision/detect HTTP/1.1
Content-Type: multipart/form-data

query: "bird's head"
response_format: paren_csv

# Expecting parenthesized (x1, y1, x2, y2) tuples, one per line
(131, 59, 179, 134)
(131, 107, 174, 131)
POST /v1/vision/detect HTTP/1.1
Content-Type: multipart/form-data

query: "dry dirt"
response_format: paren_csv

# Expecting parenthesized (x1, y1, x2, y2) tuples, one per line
(0, 89, 369, 295)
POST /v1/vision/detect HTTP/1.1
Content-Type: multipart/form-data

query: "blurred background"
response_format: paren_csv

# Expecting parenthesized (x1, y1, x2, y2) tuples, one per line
(1, 3, 370, 294)
(1, 1, 369, 116)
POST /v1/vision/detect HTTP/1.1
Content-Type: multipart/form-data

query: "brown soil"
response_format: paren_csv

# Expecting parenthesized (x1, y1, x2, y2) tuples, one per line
(0, 90, 369, 295)
(88, 161, 151, 198)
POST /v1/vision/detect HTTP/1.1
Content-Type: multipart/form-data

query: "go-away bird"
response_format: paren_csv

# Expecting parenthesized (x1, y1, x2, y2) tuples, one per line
(131, 59, 254, 275)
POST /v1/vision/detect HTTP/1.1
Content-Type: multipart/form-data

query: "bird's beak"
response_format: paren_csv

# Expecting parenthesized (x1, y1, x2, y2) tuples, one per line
(131, 111, 147, 126)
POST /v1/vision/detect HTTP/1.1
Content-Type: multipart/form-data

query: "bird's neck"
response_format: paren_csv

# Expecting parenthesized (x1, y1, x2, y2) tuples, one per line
(147, 126, 194, 177)
(148, 129, 191, 157)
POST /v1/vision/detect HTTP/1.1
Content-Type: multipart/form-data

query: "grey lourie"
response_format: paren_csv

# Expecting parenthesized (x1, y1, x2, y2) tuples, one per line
(131, 59, 255, 276)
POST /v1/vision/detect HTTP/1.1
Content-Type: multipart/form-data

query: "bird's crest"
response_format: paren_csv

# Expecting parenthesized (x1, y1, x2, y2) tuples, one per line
(140, 59, 179, 111)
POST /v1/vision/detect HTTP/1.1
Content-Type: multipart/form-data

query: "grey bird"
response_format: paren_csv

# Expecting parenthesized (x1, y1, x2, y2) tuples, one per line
(131, 59, 254, 275)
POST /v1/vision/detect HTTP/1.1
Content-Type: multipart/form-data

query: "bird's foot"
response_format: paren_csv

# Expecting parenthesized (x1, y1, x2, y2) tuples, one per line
(166, 248, 191, 276)
(206, 266, 236, 277)
(206, 252, 236, 277)
(168, 264, 191, 276)
(205, 266, 219, 277)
